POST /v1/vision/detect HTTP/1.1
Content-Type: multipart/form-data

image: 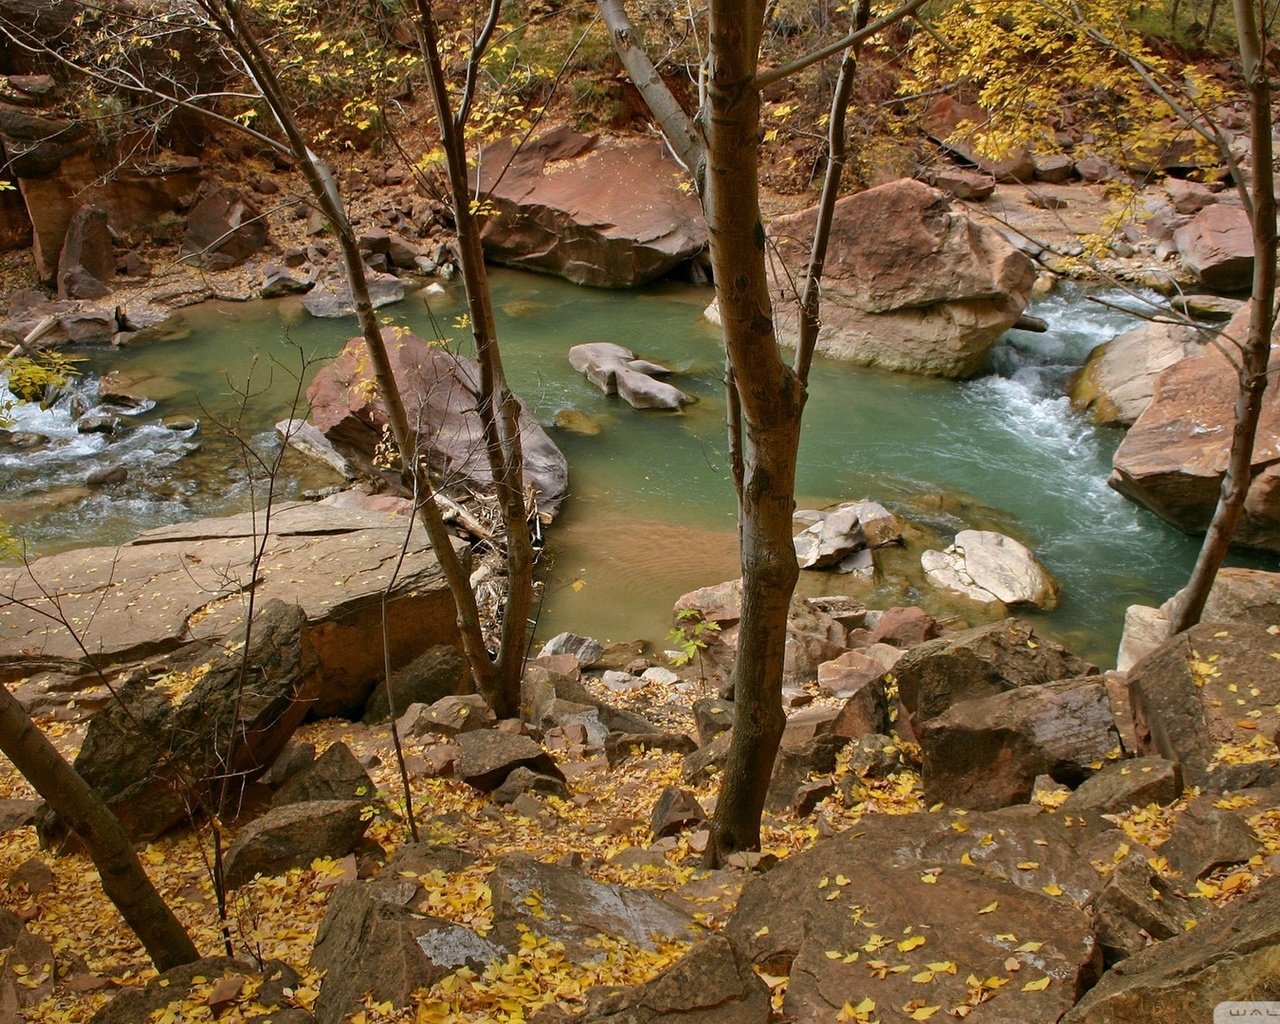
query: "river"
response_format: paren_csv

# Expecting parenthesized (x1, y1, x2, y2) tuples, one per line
(0, 270, 1258, 666)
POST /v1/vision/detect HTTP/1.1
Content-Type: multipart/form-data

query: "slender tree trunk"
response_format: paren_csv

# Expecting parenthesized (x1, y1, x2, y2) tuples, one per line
(416, 0, 532, 717)
(0, 687, 199, 971)
(703, 2, 805, 865)
(1171, 0, 1275, 632)
(208, 0, 511, 706)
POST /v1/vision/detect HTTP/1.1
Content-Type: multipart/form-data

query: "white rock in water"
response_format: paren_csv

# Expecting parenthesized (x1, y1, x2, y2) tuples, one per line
(922, 529, 1058, 609)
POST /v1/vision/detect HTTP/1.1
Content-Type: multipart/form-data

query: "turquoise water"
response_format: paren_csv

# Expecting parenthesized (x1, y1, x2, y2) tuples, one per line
(1, 270, 1262, 666)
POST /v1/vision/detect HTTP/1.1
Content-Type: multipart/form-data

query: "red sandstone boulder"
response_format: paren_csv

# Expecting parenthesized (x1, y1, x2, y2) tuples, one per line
(307, 329, 568, 517)
(473, 126, 707, 288)
(1109, 305, 1280, 550)
(1174, 203, 1253, 292)
(762, 179, 1036, 378)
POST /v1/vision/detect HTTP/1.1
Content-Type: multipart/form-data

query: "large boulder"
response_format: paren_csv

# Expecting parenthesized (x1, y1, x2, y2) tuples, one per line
(55, 205, 113, 299)
(760, 179, 1036, 378)
(892, 618, 1096, 726)
(1109, 305, 1280, 550)
(918, 676, 1123, 809)
(1127, 621, 1280, 789)
(1174, 203, 1253, 292)
(725, 812, 1101, 1023)
(567, 936, 771, 1024)
(307, 329, 568, 517)
(300, 266, 406, 318)
(1070, 320, 1204, 427)
(488, 853, 702, 960)
(568, 342, 690, 410)
(473, 126, 707, 287)
(923, 96, 1036, 183)
(222, 799, 370, 889)
(921, 529, 1059, 609)
(311, 881, 507, 1024)
(0, 500, 463, 719)
(37, 601, 318, 844)
(1062, 875, 1280, 1023)
(179, 187, 270, 268)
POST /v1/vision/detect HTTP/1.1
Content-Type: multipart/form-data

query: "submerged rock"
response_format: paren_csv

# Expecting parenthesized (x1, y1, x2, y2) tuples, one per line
(568, 342, 690, 410)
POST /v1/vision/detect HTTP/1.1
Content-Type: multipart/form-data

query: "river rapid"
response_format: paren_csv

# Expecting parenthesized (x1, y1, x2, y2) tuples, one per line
(0, 270, 1259, 667)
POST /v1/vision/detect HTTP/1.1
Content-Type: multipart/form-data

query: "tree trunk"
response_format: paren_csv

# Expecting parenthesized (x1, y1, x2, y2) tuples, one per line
(1171, 0, 1275, 632)
(702, 1, 806, 865)
(209, 0, 511, 707)
(0, 686, 200, 971)
(416, 0, 532, 719)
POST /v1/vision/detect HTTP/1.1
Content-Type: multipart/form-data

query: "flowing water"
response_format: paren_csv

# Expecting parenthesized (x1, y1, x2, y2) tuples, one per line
(2, 271, 1267, 666)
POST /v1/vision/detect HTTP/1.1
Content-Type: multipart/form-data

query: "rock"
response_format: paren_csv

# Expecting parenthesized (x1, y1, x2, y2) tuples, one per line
(1174, 203, 1253, 292)
(455, 731, 564, 793)
(767, 734, 848, 812)
(1172, 293, 1243, 322)
(473, 126, 707, 288)
(37, 601, 317, 844)
(605, 732, 698, 767)
(180, 187, 270, 268)
(310, 882, 506, 1024)
(682, 732, 733, 783)
(491, 766, 569, 805)
(488, 853, 702, 960)
(650, 786, 706, 839)
(919, 676, 1123, 810)
(522, 666, 661, 741)
(88, 958, 249, 1024)
(726, 813, 1101, 1022)
(0, 799, 37, 834)
(1033, 153, 1076, 183)
(260, 267, 312, 298)
(261, 742, 315, 787)
(866, 605, 940, 648)
(1070, 320, 1204, 427)
(893, 618, 1097, 726)
(1202, 567, 1280, 625)
(537, 632, 605, 666)
(816, 645, 899, 701)
(1165, 177, 1221, 215)
(0, 919, 52, 1007)
(1127, 621, 1280, 787)
(692, 698, 735, 747)
(566, 935, 770, 1024)
(1075, 154, 1122, 182)
(362, 644, 469, 723)
(1092, 852, 1196, 964)
(407, 694, 496, 737)
(924, 97, 1035, 182)
(1110, 308, 1280, 550)
(924, 166, 997, 200)
(1162, 805, 1261, 880)
(763, 179, 1036, 378)
(272, 742, 375, 807)
(1061, 875, 1280, 1023)
(307, 329, 568, 517)
(301, 267, 406, 317)
(793, 505, 866, 570)
(85, 465, 127, 486)
(56, 205, 113, 299)
(0, 502, 464, 720)
(568, 343, 690, 410)
(922, 529, 1059, 609)
(1060, 756, 1183, 816)
(223, 800, 369, 889)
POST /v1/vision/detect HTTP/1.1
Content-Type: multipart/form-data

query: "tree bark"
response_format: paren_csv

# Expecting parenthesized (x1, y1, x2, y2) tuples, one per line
(1170, 0, 1276, 633)
(701, 2, 804, 864)
(417, 0, 532, 717)
(0, 686, 200, 971)
(207, 0, 513, 707)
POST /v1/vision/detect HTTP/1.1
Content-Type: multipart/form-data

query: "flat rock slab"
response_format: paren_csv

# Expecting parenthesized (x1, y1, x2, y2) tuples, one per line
(489, 853, 702, 961)
(725, 812, 1101, 1023)
(0, 500, 460, 712)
